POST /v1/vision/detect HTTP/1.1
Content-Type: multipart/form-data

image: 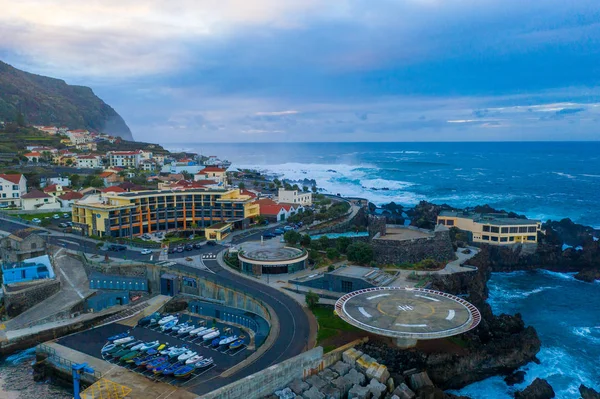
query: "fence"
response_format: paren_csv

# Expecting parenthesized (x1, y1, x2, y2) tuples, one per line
(36, 343, 103, 379)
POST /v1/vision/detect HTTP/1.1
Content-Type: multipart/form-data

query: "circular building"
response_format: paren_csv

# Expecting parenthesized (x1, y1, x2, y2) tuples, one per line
(335, 287, 481, 347)
(238, 241, 308, 275)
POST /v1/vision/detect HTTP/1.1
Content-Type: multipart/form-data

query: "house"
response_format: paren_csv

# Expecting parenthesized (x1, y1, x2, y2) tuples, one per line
(43, 184, 71, 197)
(29, 146, 58, 154)
(40, 175, 71, 188)
(278, 189, 312, 206)
(58, 191, 84, 208)
(75, 142, 97, 151)
(53, 154, 77, 166)
(0, 174, 27, 208)
(139, 150, 153, 161)
(107, 150, 142, 168)
(0, 228, 47, 263)
(76, 155, 102, 169)
(140, 159, 158, 171)
(101, 186, 126, 194)
(98, 171, 123, 187)
(23, 152, 42, 163)
(79, 187, 102, 196)
(21, 189, 60, 211)
(118, 182, 146, 192)
(2, 255, 55, 285)
(195, 166, 227, 185)
(255, 198, 303, 222)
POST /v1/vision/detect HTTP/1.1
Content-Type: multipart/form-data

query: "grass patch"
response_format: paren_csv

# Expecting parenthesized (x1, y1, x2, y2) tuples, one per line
(311, 304, 360, 345)
(18, 211, 69, 221)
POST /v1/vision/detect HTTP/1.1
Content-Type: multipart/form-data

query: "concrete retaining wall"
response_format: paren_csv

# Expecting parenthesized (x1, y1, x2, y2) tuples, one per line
(372, 227, 454, 265)
(4, 279, 61, 317)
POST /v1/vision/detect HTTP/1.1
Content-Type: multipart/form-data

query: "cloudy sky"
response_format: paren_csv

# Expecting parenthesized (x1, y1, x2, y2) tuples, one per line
(1, 0, 599, 143)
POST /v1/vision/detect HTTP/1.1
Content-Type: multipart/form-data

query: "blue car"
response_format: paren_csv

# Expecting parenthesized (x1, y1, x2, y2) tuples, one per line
(273, 229, 284, 235)
(262, 232, 276, 239)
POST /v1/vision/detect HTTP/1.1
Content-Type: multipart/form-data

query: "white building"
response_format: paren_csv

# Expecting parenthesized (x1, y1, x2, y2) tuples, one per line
(107, 150, 141, 168)
(277, 189, 312, 206)
(76, 155, 102, 169)
(21, 189, 60, 211)
(0, 174, 27, 208)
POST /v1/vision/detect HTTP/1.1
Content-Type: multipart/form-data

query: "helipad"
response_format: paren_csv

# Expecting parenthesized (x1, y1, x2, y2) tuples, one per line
(335, 287, 481, 346)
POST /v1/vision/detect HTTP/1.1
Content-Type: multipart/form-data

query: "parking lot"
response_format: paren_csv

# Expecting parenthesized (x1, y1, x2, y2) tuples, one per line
(98, 314, 252, 387)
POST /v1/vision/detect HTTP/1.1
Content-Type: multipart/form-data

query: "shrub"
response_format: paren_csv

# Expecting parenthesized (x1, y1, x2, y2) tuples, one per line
(326, 248, 340, 260)
(346, 242, 374, 265)
(336, 236, 351, 254)
(283, 230, 301, 245)
(305, 291, 320, 309)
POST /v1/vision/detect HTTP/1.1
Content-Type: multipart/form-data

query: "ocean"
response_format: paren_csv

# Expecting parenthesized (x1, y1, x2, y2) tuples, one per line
(451, 271, 600, 398)
(170, 141, 600, 227)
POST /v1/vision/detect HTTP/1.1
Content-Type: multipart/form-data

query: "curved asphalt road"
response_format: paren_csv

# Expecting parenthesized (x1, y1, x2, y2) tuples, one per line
(0, 218, 311, 395)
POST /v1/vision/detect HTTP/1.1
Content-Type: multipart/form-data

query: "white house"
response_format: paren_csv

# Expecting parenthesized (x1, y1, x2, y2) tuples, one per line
(21, 190, 60, 211)
(277, 189, 312, 206)
(0, 174, 27, 208)
(107, 150, 141, 168)
(76, 155, 102, 169)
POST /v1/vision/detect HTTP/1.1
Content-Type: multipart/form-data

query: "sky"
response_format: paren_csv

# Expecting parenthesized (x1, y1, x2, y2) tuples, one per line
(1, 0, 600, 143)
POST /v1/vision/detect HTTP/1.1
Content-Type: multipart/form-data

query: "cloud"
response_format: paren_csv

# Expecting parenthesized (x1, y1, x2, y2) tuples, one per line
(254, 110, 299, 116)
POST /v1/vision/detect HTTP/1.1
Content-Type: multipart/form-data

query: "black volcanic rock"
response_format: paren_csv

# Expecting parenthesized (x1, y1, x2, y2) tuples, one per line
(514, 378, 555, 399)
(504, 371, 526, 386)
(0, 60, 133, 140)
(580, 384, 600, 399)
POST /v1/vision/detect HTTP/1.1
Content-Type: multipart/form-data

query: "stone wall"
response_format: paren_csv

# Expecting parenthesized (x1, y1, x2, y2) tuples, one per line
(0, 233, 47, 263)
(371, 226, 454, 265)
(368, 215, 386, 238)
(4, 279, 61, 317)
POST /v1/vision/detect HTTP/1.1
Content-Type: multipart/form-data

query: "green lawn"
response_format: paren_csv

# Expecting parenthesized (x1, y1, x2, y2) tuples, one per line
(18, 211, 70, 221)
(311, 304, 360, 345)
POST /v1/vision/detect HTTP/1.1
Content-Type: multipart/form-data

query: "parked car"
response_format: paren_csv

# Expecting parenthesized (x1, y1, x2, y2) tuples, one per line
(62, 213, 70, 218)
(168, 247, 175, 254)
(262, 232, 276, 239)
(58, 222, 68, 228)
(108, 244, 127, 251)
(188, 234, 195, 240)
(283, 226, 294, 231)
(206, 240, 217, 246)
(141, 249, 153, 255)
(273, 229, 284, 235)
(184, 244, 193, 251)
(193, 242, 203, 249)
(176, 246, 184, 253)
(53, 214, 60, 219)
(66, 221, 73, 227)
(31, 218, 41, 224)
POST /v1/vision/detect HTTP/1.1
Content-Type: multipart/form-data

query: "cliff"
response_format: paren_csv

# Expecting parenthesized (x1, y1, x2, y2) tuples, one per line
(0, 61, 133, 140)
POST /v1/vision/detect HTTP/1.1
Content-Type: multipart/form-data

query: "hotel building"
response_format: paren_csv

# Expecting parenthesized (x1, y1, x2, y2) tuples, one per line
(437, 210, 542, 245)
(72, 188, 259, 239)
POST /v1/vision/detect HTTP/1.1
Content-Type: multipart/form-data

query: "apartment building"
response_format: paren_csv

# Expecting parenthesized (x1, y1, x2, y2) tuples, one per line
(107, 150, 142, 168)
(277, 189, 312, 206)
(437, 210, 542, 245)
(72, 188, 259, 238)
(0, 174, 27, 207)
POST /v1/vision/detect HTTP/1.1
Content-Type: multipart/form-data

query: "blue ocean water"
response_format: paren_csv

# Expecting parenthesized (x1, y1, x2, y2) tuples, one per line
(171, 142, 600, 226)
(451, 271, 600, 398)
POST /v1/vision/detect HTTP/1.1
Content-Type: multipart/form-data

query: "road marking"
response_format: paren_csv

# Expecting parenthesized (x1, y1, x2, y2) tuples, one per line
(396, 323, 427, 327)
(415, 295, 440, 302)
(367, 293, 390, 300)
(397, 305, 413, 311)
(358, 307, 372, 318)
(446, 310, 456, 320)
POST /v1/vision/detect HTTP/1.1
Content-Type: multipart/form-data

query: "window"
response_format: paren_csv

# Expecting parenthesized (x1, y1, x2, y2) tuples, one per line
(501, 227, 509, 234)
(491, 236, 499, 242)
(490, 226, 500, 233)
(438, 219, 446, 225)
(500, 237, 508, 242)
(528, 236, 536, 241)
(483, 225, 490, 232)
(341, 280, 353, 292)
(482, 235, 489, 240)
(528, 226, 537, 233)
(12, 193, 18, 198)
(2, 194, 5, 198)
(446, 219, 454, 226)
(509, 236, 515, 241)
(12, 185, 19, 190)
(509, 227, 518, 233)
(519, 226, 528, 233)
(31, 243, 37, 249)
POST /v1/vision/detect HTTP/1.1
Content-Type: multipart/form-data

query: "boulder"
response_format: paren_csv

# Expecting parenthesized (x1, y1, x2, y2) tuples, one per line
(408, 372, 433, 391)
(306, 375, 327, 390)
(332, 361, 352, 377)
(392, 383, 416, 399)
(357, 353, 378, 373)
(367, 378, 387, 399)
(289, 378, 310, 395)
(319, 368, 339, 382)
(348, 384, 370, 399)
(514, 378, 555, 399)
(504, 371, 526, 386)
(366, 364, 390, 384)
(387, 377, 395, 393)
(343, 348, 364, 366)
(579, 385, 600, 399)
(345, 368, 367, 387)
(274, 387, 296, 399)
(303, 386, 325, 399)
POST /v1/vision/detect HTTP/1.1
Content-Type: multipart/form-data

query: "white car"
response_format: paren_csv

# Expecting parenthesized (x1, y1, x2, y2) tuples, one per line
(53, 214, 60, 219)
(31, 218, 41, 224)
(141, 249, 153, 255)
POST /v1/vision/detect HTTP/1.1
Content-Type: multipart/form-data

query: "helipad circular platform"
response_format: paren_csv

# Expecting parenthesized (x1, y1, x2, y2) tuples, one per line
(335, 287, 481, 341)
(237, 241, 308, 275)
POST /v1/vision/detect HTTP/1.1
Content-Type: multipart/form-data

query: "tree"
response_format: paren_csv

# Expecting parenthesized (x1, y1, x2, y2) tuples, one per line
(238, 182, 246, 189)
(302, 185, 309, 192)
(70, 174, 81, 188)
(181, 171, 193, 180)
(292, 184, 300, 191)
(300, 234, 311, 247)
(65, 158, 73, 166)
(15, 111, 25, 127)
(326, 248, 340, 260)
(317, 235, 330, 249)
(305, 291, 320, 309)
(311, 185, 318, 193)
(346, 242, 374, 265)
(283, 230, 301, 245)
(190, 222, 198, 235)
(336, 236, 351, 254)
(273, 178, 281, 187)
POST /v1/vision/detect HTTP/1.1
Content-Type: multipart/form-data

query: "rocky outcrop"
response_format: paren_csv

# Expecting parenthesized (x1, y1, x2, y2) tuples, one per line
(514, 378, 555, 399)
(580, 385, 600, 399)
(574, 268, 600, 283)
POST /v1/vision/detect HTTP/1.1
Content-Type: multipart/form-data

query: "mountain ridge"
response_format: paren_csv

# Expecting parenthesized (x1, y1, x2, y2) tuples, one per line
(0, 61, 133, 140)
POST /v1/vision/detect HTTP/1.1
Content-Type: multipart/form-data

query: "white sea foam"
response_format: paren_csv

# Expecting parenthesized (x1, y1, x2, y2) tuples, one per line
(538, 270, 578, 281)
(552, 171, 577, 179)
(572, 327, 600, 344)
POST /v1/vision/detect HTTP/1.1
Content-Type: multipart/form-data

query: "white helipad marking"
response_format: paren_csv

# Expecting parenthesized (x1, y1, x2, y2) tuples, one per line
(367, 293, 390, 300)
(396, 323, 427, 327)
(415, 295, 440, 302)
(446, 310, 456, 320)
(358, 307, 372, 318)
(398, 305, 413, 311)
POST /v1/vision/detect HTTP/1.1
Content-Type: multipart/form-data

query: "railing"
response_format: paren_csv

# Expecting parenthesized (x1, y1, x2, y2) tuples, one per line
(37, 343, 103, 379)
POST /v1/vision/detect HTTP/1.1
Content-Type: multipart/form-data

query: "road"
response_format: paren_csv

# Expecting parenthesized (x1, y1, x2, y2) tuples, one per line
(0, 217, 311, 395)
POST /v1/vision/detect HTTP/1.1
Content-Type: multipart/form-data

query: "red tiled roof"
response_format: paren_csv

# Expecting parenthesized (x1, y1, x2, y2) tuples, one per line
(43, 184, 70, 193)
(22, 189, 51, 199)
(198, 167, 226, 173)
(0, 174, 22, 184)
(240, 189, 257, 198)
(193, 179, 218, 185)
(70, 129, 88, 133)
(24, 152, 42, 157)
(77, 155, 98, 159)
(256, 198, 285, 216)
(59, 191, 83, 200)
(101, 186, 126, 193)
(98, 172, 114, 178)
(109, 150, 140, 155)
